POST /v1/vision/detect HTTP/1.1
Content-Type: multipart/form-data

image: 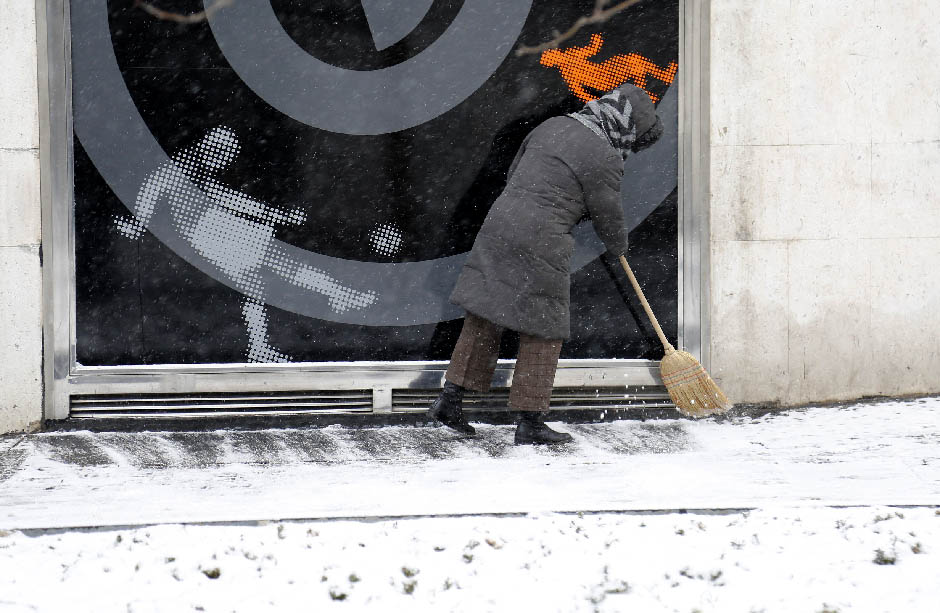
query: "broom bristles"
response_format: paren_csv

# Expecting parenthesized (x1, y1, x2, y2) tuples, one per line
(660, 350, 732, 418)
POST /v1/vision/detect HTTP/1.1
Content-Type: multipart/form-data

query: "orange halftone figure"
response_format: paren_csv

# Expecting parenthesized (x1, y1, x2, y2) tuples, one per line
(540, 34, 678, 103)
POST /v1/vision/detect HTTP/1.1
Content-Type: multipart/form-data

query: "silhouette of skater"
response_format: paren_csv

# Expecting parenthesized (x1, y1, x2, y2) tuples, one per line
(115, 126, 377, 363)
(540, 34, 678, 103)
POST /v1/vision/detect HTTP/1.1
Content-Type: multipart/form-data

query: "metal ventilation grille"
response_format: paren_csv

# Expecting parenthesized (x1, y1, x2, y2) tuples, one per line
(392, 387, 673, 412)
(69, 390, 373, 419)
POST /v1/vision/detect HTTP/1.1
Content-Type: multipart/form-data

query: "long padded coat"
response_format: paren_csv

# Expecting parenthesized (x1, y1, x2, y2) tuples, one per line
(450, 115, 627, 340)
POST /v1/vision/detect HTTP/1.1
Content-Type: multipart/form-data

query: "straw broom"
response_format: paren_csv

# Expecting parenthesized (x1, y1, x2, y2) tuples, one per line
(618, 255, 731, 417)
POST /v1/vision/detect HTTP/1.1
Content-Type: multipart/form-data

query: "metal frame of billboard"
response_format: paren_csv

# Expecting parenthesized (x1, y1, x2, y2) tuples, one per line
(38, 0, 711, 420)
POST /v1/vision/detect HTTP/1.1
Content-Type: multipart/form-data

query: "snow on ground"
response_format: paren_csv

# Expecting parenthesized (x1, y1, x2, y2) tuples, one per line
(2, 398, 938, 530)
(1, 506, 938, 612)
(1, 397, 939, 611)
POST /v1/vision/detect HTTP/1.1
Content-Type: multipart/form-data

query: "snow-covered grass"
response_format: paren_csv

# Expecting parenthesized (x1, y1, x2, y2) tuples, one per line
(1, 506, 937, 612)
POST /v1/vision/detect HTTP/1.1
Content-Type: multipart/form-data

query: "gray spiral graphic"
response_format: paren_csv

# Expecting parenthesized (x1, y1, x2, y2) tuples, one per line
(71, 0, 677, 327)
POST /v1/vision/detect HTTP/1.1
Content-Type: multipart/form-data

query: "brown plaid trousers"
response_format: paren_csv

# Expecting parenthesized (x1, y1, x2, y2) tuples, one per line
(445, 313, 563, 412)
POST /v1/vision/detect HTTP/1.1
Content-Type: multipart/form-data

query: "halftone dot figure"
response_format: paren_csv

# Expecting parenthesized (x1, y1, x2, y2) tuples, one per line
(369, 223, 404, 257)
(114, 126, 378, 363)
(540, 34, 678, 103)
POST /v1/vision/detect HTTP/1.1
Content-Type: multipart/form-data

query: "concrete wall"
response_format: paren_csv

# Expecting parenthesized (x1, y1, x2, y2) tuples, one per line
(709, 0, 940, 405)
(0, 0, 43, 433)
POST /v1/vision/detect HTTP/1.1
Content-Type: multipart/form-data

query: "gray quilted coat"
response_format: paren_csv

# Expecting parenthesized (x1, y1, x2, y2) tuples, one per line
(450, 116, 627, 340)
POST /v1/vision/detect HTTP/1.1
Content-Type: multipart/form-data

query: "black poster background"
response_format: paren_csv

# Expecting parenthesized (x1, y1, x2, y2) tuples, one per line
(74, 0, 680, 366)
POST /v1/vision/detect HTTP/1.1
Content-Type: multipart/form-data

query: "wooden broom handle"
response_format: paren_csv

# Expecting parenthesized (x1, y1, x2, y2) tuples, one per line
(619, 255, 675, 354)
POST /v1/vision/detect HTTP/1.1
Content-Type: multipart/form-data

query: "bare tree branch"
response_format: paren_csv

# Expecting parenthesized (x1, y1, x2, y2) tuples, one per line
(133, 0, 233, 24)
(515, 0, 649, 57)
(133, 0, 649, 54)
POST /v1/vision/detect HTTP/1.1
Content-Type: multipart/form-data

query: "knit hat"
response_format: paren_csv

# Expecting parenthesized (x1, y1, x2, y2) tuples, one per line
(568, 84, 663, 159)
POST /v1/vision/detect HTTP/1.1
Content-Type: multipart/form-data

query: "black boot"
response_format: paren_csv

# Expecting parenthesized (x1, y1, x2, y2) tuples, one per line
(514, 411, 573, 445)
(428, 381, 476, 435)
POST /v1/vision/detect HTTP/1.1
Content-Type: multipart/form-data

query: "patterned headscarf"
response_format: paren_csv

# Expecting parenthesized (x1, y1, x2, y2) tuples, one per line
(568, 84, 662, 161)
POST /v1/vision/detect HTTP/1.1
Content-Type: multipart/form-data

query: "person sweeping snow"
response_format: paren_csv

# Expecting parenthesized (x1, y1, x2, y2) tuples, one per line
(429, 84, 664, 445)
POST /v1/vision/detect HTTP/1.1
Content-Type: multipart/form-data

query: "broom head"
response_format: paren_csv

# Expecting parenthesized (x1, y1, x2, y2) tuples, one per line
(660, 349, 732, 418)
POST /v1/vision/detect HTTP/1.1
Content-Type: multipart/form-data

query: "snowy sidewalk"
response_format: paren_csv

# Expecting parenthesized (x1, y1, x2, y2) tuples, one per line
(1, 398, 939, 612)
(1, 397, 938, 530)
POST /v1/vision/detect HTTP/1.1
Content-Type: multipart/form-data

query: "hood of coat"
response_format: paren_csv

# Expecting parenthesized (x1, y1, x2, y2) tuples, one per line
(568, 84, 663, 160)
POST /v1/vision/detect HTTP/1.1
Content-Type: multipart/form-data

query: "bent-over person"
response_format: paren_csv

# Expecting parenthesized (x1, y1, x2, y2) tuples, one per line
(429, 84, 664, 445)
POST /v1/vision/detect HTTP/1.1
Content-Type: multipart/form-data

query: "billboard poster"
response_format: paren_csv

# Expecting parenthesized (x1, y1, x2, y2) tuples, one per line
(72, 0, 679, 366)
